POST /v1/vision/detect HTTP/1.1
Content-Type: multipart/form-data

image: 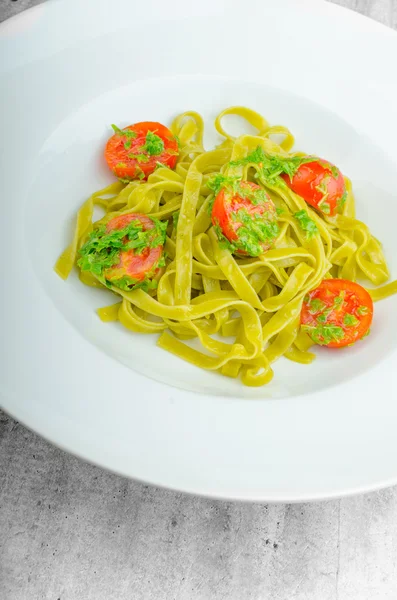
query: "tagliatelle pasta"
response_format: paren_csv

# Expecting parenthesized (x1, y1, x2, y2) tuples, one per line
(55, 106, 397, 387)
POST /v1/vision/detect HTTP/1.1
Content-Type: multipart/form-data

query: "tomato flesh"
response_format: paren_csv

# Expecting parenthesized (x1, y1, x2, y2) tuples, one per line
(105, 121, 178, 181)
(300, 279, 373, 348)
(282, 159, 345, 217)
(104, 213, 163, 283)
(211, 181, 278, 257)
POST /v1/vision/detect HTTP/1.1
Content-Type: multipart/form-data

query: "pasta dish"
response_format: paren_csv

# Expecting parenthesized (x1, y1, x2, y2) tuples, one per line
(55, 107, 397, 386)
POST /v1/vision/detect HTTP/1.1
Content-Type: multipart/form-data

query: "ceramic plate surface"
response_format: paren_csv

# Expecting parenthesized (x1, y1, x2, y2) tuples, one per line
(1, 0, 397, 501)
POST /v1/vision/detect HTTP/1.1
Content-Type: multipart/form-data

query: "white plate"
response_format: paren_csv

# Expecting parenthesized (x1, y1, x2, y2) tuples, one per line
(1, 0, 397, 501)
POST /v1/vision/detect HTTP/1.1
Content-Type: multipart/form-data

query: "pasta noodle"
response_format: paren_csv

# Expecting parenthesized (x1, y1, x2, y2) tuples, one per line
(55, 107, 397, 387)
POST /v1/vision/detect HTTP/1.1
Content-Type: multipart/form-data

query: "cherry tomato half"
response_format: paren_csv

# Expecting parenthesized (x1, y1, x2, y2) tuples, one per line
(211, 181, 278, 257)
(282, 159, 346, 217)
(104, 213, 164, 283)
(300, 279, 373, 348)
(105, 121, 178, 182)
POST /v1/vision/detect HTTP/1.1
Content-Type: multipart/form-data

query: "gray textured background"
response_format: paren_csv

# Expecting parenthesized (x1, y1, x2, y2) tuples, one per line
(1, 1, 397, 599)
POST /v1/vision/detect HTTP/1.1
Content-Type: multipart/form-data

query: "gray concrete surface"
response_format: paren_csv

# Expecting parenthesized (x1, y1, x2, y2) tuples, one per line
(2, 1, 397, 599)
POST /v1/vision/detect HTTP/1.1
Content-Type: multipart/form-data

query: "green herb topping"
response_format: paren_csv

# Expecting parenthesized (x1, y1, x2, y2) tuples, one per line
(315, 176, 332, 214)
(141, 131, 164, 156)
(78, 217, 167, 291)
(136, 167, 146, 180)
(207, 174, 241, 197)
(308, 298, 327, 314)
(333, 293, 345, 310)
(213, 222, 235, 254)
(230, 146, 314, 185)
(337, 190, 348, 211)
(318, 199, 331, 215)
(213, 209, 279, 257)
(302, 324, 345, 346)
(155, 161, 169, 170)
(316, 308, 333, 324)
(117, 165, 146, 183)
(207, 175, 272, 217)
(343, 313, 360, 327)
(127, 153, 149, 163)
(207, 175, 244, 215)
(108, 275, 159, 293)
(111, 124, 137, 150)
(294, 210, 319, 239)
(357, 305, 369, 316)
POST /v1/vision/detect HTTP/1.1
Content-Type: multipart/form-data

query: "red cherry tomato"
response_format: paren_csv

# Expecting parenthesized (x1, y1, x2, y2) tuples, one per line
(104, 213, 163, 283)
(301, 279, 373, 348)
(105, 122, 178, 182)
(282, 159, 346, 216)
(211, 181, 278, 257)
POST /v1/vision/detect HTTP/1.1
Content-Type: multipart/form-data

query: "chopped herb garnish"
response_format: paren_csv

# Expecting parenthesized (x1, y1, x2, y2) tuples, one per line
(337, 190, 348, 211)
(78, 224, 125, 279)
(213, 222, 236, 253)
(111, 124, 137, 150)
(315, 176, 332, 214)
(207, 175, 272, 216)
(294, 210, 319, 239)
(213, 209, 279, 257)
(109, 275, 158, 293)
(316, 176, 330, 195)
(318, 199, 331, 215)
(309, 298, 327, 314)
(357, 305, 369, 316)
(155, 161, 169, 170)
(124, 219, 167, 254)
(135, 167, 145, 181)
(333, 293, 345, 310)
(210, 223, 237, 254)
(302, 323, 345, 346)
(276, 207, 284, 216)
(343, 313, 360, 327)
(207, 174, 241, 197)
(316, 308, 332, 324)
(77, 217, 167, 291)
(241, 186, 271, 206)
(157, 254, 167, 269)
(119, 167, 145, 183)
(141, 131, 164, 156)
(206, 174, 241, 214)
(330, 165, 340, 179)
(111, 124, 124, 135)
(230, 146, 314, 186)
(127, 153, 149, 163)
